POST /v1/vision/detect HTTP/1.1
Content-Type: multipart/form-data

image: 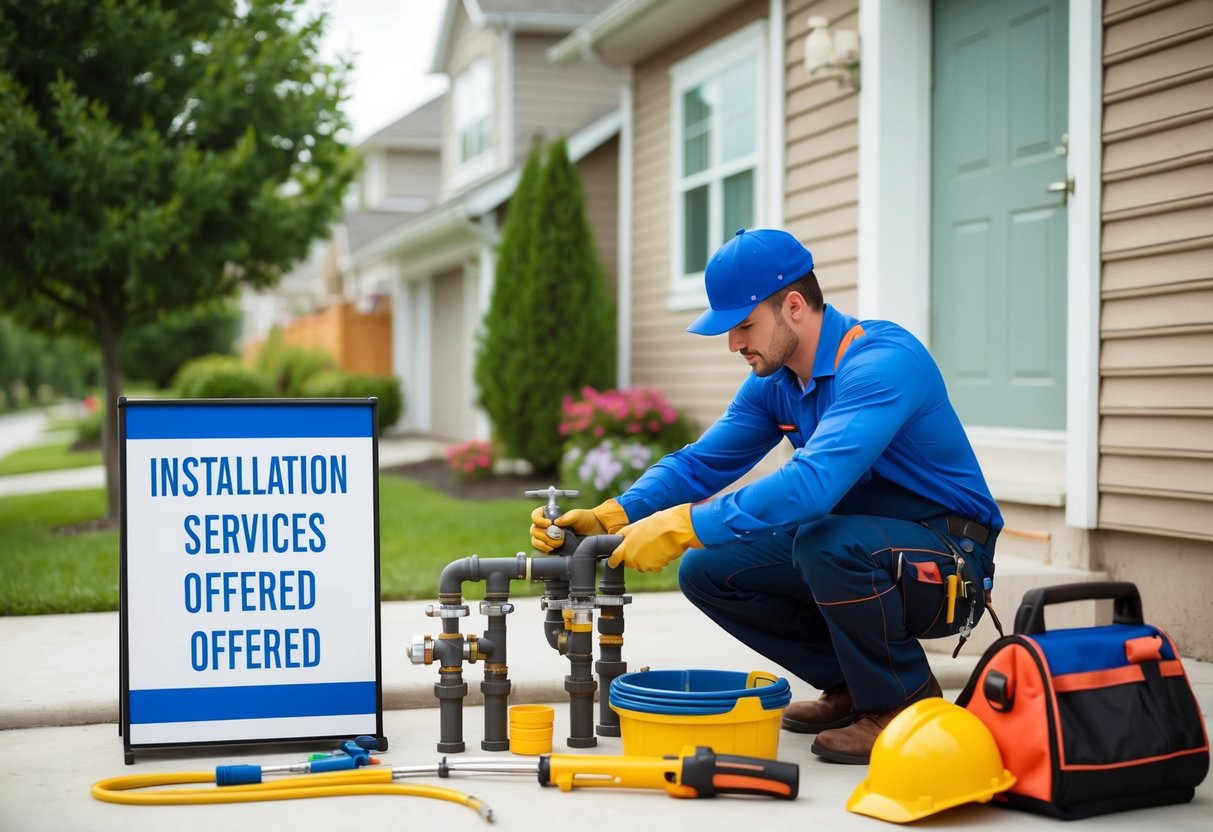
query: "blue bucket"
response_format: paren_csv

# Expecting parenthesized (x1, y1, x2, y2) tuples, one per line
(609, 669, 791, 716)
(608, 669, 792, 757)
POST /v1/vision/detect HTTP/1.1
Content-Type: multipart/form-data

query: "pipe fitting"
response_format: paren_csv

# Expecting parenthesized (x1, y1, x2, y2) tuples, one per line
(466, 634, 494, 663)
(407, 634, 434, 665)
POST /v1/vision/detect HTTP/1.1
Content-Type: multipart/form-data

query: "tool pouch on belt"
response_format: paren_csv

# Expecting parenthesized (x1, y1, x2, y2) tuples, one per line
(956, 582, 1209, 820)
(897, 547, 985, 642)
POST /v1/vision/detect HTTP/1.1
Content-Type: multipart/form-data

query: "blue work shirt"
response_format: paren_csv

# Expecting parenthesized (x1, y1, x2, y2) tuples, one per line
(617, 305, 1003, 548)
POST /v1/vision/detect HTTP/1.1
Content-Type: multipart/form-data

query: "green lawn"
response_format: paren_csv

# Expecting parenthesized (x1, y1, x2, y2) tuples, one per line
(0, 475, 679, 615)
(0, 439, 102, 476)
(0, 488, 119, 614)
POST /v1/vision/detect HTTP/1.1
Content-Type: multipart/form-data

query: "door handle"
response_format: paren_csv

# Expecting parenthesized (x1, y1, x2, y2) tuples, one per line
(1046, 176, 1075, 202)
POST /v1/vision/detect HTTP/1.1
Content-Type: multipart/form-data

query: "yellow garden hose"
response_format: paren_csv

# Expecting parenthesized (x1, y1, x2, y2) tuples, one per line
(91, 767, 493, 821)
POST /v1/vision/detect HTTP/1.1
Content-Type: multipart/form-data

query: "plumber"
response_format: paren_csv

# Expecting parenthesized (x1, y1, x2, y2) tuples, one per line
(531, 228, 1001, 765)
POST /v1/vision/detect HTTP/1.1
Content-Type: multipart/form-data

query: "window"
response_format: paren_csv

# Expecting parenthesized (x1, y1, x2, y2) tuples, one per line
(669, 21, 766, 308)
(454, 56, 493, 178)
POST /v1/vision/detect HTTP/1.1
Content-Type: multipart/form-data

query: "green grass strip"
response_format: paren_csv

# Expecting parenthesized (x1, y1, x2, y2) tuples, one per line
(0, 441, 102, 476)
(0, 475, 679, 615)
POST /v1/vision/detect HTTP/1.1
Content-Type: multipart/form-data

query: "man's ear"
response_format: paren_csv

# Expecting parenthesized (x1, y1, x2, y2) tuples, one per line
(784, 290, 807, 321)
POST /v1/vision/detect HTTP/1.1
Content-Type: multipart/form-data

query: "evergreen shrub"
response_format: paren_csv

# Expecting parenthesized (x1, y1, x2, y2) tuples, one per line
(173, 355, 274, 399)
(475, 138, 615, 473)
(300, 370, 404, 430)
(253, 328, 336, 396)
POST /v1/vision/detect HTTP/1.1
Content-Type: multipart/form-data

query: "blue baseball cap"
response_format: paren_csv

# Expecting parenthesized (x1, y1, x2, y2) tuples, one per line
(687, 228, 815, 336)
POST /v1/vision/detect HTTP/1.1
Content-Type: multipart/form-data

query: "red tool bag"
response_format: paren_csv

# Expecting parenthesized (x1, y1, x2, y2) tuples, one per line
(956, 582, 1208, 819)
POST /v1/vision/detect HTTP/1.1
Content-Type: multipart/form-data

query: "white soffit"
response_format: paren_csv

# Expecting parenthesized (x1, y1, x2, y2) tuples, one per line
(549, 0, 748, 66)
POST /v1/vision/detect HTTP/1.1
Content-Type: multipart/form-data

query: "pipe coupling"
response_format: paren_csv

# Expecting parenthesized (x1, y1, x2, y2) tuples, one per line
(407, 634, 434, 665)
(479, 600, 515, 616)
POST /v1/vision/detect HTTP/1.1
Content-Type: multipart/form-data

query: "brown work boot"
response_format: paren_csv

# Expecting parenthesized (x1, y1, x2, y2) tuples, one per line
(809, 674, 944, 765)
(781, 685, 856, 734)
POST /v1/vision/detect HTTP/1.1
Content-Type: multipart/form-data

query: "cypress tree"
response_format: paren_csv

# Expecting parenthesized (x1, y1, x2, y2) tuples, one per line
(516, 138, 616, 471)
(474, 139, 544, 460)
(475, 137, 616, 473)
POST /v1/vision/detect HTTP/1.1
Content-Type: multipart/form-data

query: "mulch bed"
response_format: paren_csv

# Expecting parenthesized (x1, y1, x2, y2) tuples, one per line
(382, 458, 555, 501)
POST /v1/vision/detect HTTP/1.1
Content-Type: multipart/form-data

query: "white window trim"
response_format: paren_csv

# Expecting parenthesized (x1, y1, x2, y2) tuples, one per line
(859, 0, 1101, 520)
(452, 55, 496, 190)
(667, 19, 768, 312)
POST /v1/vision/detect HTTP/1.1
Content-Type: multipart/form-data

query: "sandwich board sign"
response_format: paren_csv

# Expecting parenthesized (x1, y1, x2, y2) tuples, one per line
(119, 398, 384, 762)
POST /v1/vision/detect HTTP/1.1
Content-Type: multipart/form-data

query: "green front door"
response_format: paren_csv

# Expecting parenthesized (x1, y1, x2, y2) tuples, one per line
(931, 0, 1068, 429)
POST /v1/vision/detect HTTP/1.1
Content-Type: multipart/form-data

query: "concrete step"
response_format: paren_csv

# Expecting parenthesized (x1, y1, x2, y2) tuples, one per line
(922, 552, 1111, 656)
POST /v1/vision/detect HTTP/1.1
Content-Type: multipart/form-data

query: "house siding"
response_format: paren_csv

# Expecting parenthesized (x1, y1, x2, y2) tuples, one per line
(440, 6, 502, 199)
(784, 0, 860, 315)
(1098, 0, 1213, 541)
(513, 33, 620, 166)
(430, 267, 477, 441)
(577, 136, 620, 296)
(630, 2, 768, 436)
(1095, 0, 1213, 659)
(384, 149, 442, 204)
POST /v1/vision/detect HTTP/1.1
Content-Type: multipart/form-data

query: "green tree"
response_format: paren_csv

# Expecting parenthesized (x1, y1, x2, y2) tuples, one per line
(0, 0, 358, 519)
(120, 302, 241, 388)
(476, 138, 615, 473)
(474, 139, 544, 462)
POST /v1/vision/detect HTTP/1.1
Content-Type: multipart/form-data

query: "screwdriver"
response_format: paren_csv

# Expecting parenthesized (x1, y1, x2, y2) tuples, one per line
(394, 745, 799, 800)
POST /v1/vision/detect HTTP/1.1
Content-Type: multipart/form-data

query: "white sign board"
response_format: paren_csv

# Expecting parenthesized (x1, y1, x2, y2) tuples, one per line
(119, 398, 383, 761)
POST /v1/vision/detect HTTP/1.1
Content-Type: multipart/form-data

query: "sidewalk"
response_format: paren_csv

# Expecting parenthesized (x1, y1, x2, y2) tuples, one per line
(1, 426, 1210, 830)
(1, 592, 1211, 831)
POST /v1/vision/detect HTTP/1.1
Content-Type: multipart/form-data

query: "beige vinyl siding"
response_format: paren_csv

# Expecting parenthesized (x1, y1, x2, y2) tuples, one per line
(440, 7, 501, 199)
(576, 137, 620, 296)
(385, 149, 441, 202)
(513, 34, 620, 167)
(784, 0, 860, 313)
(629, 3, 767, 433)
(430, 267, 476, 441)
(1099, 0, 1213, 540)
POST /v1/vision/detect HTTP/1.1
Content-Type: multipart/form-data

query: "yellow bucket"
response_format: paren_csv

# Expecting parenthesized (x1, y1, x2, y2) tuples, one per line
(611, 694, 784, 759)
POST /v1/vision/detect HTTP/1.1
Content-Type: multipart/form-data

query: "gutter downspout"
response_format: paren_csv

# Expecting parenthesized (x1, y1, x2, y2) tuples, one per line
(577, 35, 634, 389)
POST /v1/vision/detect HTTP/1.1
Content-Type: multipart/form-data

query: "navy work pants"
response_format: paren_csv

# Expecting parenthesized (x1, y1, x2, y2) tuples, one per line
(678, 511, 994, 713)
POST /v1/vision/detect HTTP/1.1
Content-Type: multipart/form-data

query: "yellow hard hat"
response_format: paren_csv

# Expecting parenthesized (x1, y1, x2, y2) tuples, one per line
(847, 697, 1015, 823)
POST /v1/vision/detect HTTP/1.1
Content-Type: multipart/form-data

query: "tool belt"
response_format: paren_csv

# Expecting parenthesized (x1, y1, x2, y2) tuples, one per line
(957, 582, 1209, 820)
(945, 514, 989, 545)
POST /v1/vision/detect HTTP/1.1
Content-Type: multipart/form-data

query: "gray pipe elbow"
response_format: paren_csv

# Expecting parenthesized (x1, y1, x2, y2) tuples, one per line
(439, 554, 528, 596)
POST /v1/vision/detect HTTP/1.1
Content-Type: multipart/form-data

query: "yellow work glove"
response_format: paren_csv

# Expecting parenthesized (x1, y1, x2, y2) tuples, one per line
(530, 498, 629, 553)
(608, 503, 702, 573)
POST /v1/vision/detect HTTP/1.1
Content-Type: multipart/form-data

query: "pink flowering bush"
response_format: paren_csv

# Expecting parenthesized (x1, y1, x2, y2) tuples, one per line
(444, 440, 496, 483)
(558, 387, 694, 504)
(559, 387, 692, 452)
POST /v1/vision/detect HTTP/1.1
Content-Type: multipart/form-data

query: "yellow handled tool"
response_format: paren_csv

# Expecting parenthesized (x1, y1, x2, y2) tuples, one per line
(539, 745, 798, 799)
(945, 573, 959, 624)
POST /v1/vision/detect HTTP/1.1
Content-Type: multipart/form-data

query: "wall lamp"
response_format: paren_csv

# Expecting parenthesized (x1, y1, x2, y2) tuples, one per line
(804, 16, 860, 92)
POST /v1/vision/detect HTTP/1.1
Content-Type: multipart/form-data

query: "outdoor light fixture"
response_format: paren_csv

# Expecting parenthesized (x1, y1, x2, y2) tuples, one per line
(804, 16, 860, 92)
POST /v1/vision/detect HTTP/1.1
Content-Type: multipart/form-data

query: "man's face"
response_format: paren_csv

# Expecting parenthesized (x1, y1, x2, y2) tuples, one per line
(727, 300, 799, 378)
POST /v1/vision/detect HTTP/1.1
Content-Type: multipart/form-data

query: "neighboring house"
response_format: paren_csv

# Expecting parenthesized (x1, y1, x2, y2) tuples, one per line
(550, 0, 1213, 658)
(340, 0, 621, 442)
(241, 95, 445, 372)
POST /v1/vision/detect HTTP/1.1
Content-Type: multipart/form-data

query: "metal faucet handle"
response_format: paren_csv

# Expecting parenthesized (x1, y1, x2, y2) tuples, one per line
(525, 486, 582, 543)
(524, 486, 581, 506)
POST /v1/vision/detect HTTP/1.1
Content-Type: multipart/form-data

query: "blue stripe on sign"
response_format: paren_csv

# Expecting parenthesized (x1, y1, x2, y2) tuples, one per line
(125, 404, 372, 439)
(129, 681, 377, 724)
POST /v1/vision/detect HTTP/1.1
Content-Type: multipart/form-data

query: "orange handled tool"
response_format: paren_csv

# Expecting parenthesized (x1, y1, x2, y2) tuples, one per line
(539, 745, 798, 799)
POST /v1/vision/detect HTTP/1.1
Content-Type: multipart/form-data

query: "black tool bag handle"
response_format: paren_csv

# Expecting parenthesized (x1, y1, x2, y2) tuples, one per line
(1014, 581, 1144, 635)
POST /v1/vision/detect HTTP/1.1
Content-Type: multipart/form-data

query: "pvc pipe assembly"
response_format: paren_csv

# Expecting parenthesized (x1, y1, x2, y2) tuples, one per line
(409, 489, 631, 753)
